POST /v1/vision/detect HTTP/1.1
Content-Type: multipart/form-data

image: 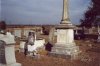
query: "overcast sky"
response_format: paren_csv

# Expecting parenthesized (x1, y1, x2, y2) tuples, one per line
(1, 0, 91, 25)
(0, 0, 1, 20)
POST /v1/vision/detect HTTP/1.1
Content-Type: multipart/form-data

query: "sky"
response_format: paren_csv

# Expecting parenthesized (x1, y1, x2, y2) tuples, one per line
(0, 0, 1, 20)
(1, 0, 91, 25)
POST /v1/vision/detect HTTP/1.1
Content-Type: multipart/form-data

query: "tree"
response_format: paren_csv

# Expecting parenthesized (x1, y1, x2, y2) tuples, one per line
(42, 25, 50, 35)
(80, 0, 100, 28)
(0, 21, 6, 30)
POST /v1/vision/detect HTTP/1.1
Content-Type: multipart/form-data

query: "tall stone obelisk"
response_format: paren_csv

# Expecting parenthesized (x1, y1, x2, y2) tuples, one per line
(61, 0, 70, 24)
(51, 0, 79, 59)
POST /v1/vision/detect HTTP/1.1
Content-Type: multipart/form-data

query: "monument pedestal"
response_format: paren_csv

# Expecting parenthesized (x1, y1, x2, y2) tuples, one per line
(50, 24, 79, 59)
(51, 43, 79, 59)
(50, 0, 79, 59)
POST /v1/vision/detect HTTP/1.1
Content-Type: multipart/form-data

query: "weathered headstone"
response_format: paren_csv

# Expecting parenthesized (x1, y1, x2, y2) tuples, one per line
(14, 30, 21, 38)
(19, 41, 26, 52)
(0, 32, 21, 66)
(49, 28, 55, 43)
(20, 31, 45, 57)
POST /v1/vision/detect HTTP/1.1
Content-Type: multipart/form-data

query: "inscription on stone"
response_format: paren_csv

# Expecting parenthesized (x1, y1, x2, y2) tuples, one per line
(57, 29, 67, 44)
(0, 40, 6, 64)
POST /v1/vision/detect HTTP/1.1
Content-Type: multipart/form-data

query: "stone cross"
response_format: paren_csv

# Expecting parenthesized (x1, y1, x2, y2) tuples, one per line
(50, 0, 79, 59)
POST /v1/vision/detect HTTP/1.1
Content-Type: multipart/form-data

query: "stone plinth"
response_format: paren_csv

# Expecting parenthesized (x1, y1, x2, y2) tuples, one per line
(50, 0, 79, 59)
(50, 24, 79, 59)
(51, 42, 79, 59)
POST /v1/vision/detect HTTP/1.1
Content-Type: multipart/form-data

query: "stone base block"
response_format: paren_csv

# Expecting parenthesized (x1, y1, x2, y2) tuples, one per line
(49, 53, 71, 59)
(50, 44, 79, 59)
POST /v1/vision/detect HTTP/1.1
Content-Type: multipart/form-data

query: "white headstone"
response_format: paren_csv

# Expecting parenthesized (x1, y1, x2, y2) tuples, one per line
(19, 41, 26, 52)
(24, 30, 30, 37)
(19, 31, 45, 54)
(27, 39, 45, 52)
(14, 30, 21, 37)
(0, 32, 21, 66)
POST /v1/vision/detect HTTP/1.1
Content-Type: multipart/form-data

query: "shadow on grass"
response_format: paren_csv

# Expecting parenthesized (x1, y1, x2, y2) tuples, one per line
(87, 48, 100, 53)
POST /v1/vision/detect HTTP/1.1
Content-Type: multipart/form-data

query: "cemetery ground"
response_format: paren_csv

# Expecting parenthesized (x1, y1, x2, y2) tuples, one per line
(15, 36, 100, 66)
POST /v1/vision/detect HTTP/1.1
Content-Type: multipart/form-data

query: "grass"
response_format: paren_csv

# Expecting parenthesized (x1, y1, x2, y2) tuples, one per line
(15, 35, 100, 66)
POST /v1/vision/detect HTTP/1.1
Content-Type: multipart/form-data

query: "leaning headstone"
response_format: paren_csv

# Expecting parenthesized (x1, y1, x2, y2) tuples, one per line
(0, 32, 21, 66)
